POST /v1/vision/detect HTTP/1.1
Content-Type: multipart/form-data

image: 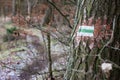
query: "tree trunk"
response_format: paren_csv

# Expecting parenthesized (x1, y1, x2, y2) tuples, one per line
(26, 0, 31, 16)
(12, 0, 16, 16)
(47, 32, 53, 80)
(64, 0, 120, 80)
(109, 15, 120, 80)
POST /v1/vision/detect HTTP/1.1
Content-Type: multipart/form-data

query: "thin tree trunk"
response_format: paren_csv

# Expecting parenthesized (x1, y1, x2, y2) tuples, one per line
(26, 0, 31, 16)
(12, 0, 16, 16)
(47, 32, 53, 80)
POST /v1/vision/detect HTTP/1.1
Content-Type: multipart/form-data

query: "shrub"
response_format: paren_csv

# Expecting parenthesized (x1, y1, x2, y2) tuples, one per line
(3, 27, 17, 42)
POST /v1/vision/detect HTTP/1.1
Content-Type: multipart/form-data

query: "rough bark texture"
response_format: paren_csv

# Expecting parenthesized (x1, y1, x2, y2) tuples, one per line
(64, 0, 120, 80)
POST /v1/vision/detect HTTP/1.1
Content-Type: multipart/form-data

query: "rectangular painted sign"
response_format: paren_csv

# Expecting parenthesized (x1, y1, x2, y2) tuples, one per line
(77, 26, 94, 37)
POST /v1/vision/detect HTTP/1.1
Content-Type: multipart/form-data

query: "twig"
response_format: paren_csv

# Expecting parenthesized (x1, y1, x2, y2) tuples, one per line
(36, 26, 69, 46)
(72, 69, 92, 75)
(104, 59, 120, 69)
(107, 46, 120, 51)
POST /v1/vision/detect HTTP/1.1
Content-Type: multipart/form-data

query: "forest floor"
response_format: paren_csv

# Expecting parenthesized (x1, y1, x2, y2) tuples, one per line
(0, 17, 67, 80)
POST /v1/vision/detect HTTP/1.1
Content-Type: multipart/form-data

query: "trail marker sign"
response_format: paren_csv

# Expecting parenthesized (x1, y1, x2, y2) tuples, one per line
(77, 26, 94, 37)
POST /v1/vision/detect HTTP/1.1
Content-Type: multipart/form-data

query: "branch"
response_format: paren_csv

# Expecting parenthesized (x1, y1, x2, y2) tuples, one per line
(98, 16, 116, 59)
(36, 26, 69, 46)
(97, 16, 118, 68)
(0, 62, 66, 76)
(47, 0, 72, 29)
(107, 46, 120, 51)
(69, 0, 86, 43)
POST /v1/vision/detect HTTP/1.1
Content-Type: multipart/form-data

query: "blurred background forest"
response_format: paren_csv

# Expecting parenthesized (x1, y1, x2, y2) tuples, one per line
(0, 0, 120, 80)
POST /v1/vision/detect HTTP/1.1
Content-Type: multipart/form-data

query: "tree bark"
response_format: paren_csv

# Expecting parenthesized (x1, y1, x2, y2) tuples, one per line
(64, 0, 120, 80)
(47, 32, 53, 80)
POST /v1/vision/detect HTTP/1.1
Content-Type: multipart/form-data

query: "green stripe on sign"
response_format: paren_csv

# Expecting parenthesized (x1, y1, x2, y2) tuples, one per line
(79, 29, 94, 33)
